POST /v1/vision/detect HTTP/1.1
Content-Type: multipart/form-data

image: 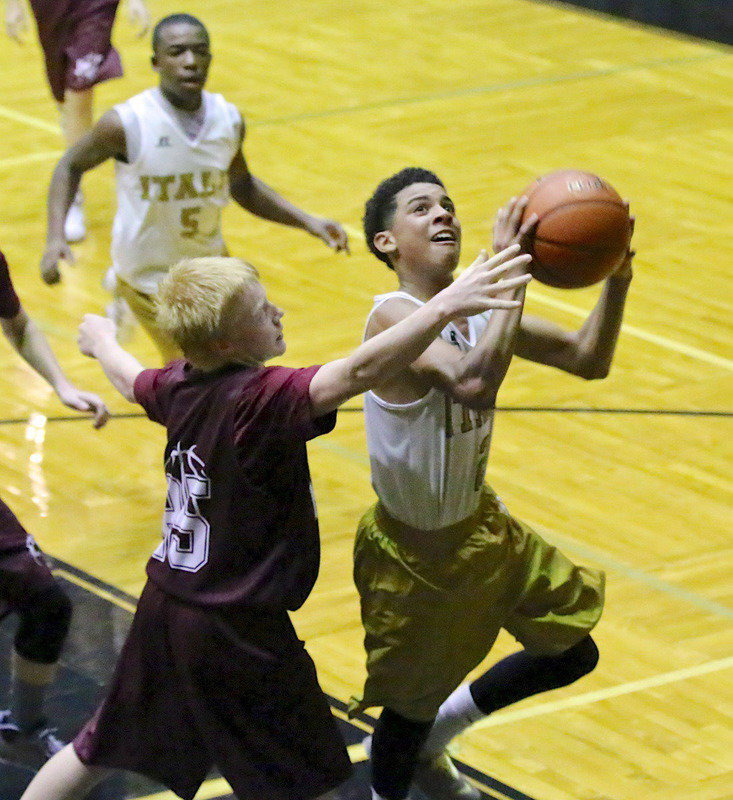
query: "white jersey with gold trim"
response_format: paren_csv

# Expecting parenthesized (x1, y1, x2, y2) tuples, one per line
(364, 291, 495, 530)
(111, 89, 241, 294)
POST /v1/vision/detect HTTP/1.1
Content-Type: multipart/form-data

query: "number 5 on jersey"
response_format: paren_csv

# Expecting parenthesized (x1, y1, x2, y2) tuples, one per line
(181, 205, 202, 238)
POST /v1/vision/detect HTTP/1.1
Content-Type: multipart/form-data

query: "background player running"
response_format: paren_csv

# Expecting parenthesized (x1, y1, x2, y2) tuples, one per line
(40, 13, 350, 363)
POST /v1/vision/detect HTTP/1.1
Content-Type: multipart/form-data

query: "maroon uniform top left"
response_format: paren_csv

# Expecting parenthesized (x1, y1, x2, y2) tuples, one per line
(134, 360, 336, 614)
(0, 249, 25, 554)
(0, 251, 21, 320)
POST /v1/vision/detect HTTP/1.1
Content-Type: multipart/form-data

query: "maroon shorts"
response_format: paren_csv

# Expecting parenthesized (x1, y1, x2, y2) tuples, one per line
(0, 497, 56, 620)
(74, 581, 352, 800)
(29, 0, 123, 102)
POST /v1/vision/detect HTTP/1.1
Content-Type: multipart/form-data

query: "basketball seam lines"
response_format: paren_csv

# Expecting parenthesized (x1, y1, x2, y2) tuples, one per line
(533, 199, 629, 251)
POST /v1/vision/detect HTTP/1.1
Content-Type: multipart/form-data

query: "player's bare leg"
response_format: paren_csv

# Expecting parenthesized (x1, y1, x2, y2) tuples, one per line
(19, 743, 111, 800)
(58, 88, 93, 242)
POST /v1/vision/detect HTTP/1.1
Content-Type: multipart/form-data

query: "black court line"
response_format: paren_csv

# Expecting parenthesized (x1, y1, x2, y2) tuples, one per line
(0, 558, 542, 800)
(0, 405, 729, 429)
(245, 53, 723, 128)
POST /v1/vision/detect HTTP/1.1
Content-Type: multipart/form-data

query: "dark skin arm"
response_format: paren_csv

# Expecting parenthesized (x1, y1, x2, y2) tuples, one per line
(228, 114, 349, 253)
(41, 110, 127, 284)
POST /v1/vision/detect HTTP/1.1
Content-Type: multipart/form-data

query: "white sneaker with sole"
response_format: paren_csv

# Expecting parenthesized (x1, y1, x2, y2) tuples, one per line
(362, 735, 481, 800)
(64, 193, 86, 243)
(105, 297, 136, 344)
(0, 709, 65, 764)
(411, 751, 482, 800)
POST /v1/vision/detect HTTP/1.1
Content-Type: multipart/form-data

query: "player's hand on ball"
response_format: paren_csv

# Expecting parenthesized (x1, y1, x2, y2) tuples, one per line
(610, 211, 635, 282)
(40, 240, 74, 285)
(78, 314, 117, 359)
(493, 196, 538, 254)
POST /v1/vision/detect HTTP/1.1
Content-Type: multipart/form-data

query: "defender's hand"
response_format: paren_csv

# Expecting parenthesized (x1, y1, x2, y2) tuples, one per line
(78, 314, 116, 359)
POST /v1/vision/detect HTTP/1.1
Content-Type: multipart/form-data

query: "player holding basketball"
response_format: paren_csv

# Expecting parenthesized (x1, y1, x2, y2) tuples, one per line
(351, 168, 634, 800)
(4, 0, 150, 242)
(18, 245, 530, 800)
(0, 249, 108, 763)
(40, 13, 350, 364)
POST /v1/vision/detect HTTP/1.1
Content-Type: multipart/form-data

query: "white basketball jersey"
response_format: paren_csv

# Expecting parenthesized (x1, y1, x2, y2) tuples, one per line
(364, 291, 495, 530)
(111, 89, 241, 293)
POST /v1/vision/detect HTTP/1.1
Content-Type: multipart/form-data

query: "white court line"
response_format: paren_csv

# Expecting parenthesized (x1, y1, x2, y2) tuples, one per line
(342, 225, 733, 372)
(0, 104, 59, 134)
(527, 290, 733, 372)
(473, 655, 733, 729)
(0, 149, 62, 170)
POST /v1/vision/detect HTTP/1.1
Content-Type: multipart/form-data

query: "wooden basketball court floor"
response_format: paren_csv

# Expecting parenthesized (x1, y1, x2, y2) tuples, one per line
(0, 1, 730, 798)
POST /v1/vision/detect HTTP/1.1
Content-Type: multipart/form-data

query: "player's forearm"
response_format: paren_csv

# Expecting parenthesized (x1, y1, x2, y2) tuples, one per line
(231, 174, 313, 230)
(572, 272, 631, 379)
(354, 298, 461, 388)
(89, 336, 144, 403)
(7, 316, 74, 395)
(46, 155, 82, 243)
(312, 298, 458, 412)
(453, 283, 527, 400)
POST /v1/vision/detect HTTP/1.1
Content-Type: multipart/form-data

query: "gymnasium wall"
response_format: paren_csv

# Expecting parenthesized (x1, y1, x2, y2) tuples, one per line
(552, 0, 733, 45)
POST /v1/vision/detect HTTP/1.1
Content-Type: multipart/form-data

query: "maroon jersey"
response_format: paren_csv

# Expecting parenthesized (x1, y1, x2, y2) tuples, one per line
(134, 360, 336, 613)
(0, 251, 21, 319)
(29, 0, 122, 103)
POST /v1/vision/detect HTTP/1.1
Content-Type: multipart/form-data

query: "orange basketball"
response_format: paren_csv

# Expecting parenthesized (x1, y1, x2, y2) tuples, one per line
(520, 170, 632, 288)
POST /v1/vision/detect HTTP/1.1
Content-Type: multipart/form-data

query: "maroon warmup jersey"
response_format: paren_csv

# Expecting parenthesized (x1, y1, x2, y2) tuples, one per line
(134, 360, 336, 612)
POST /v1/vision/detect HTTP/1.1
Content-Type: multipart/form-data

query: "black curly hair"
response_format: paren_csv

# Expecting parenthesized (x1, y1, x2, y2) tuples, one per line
(363, 167, 444, 269)
(152, 13, 209, 53)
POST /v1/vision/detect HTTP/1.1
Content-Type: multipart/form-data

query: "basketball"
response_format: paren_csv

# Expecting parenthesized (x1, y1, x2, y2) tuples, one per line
(520, 170, 632, 288)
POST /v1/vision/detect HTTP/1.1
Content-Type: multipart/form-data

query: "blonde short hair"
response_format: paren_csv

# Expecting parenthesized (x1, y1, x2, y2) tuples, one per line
(156, 256, 260, 355)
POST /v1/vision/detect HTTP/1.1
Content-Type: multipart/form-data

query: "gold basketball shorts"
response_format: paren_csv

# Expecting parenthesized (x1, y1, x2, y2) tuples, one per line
(349, 486, 605, 721)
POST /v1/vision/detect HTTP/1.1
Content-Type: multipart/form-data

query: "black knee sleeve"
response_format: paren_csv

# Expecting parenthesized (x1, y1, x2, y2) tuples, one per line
(14, 582, 72, 664)
(470, 635, 600, 715)
(371, 707, 433, 800)
(564, 634, 600, 679)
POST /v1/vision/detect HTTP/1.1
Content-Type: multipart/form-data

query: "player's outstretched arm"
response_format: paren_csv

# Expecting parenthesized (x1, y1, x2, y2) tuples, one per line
(309, 245, 531, 416)
(1, 309, 110, 427)
(41, 110, 127, 285)
(228, 131, 349, 253)
(516, 249, 633, 379)
(78, 315, 144, 404)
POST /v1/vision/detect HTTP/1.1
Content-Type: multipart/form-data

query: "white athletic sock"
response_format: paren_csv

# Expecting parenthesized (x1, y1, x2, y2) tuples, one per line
(371, 787, 390, 800)
(420, 683, 485, 758)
